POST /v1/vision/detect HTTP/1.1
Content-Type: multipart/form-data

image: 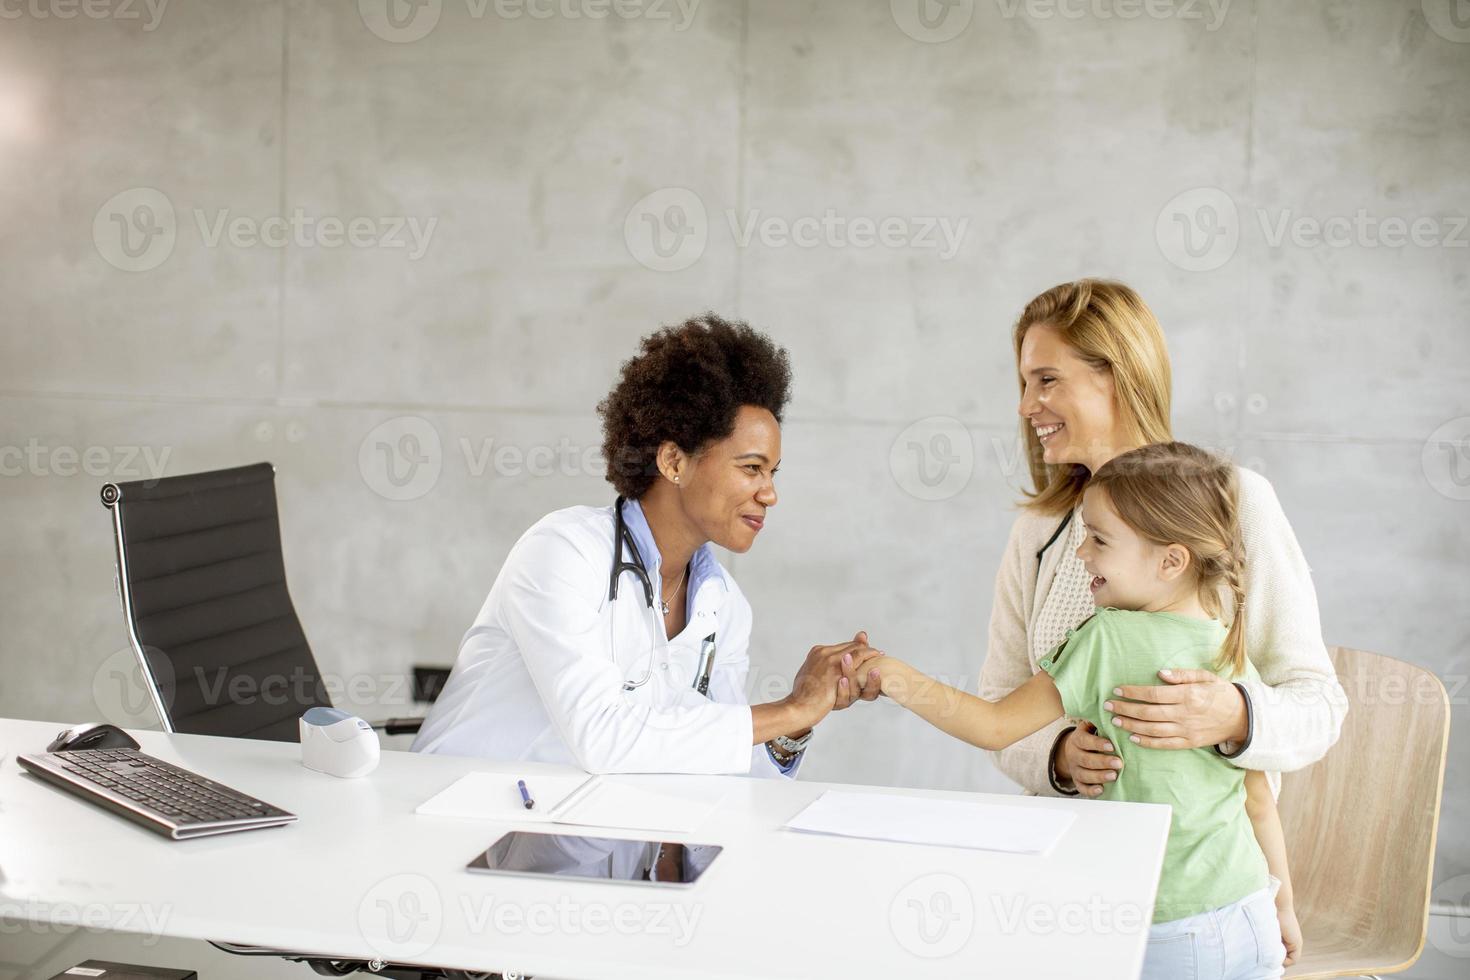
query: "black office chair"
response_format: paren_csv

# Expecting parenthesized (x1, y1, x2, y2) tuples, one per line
(101, 462, 427, 739)
(102, 463, 503, 979)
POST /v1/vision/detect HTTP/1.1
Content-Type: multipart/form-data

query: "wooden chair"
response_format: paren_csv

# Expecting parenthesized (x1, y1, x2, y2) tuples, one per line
(1278, 646, 1452, 978)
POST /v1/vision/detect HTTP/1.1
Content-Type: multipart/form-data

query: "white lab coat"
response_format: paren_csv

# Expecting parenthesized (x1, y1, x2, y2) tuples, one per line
(413, 502, 798, 880)
(414, 503, 798, 778)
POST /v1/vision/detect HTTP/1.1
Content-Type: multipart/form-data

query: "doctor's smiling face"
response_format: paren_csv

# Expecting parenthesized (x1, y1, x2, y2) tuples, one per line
(656, 404, 780, 554)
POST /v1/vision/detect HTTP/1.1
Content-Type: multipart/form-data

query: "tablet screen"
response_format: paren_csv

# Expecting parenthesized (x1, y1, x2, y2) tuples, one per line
(465, 831, 722, 887)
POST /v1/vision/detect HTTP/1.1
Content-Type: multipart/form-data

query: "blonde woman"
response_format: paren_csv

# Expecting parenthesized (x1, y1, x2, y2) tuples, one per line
(977, 280, 1347, 802)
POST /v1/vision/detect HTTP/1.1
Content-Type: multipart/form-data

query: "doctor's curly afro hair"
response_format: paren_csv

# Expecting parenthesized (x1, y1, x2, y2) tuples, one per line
(598, 314, 792, 500)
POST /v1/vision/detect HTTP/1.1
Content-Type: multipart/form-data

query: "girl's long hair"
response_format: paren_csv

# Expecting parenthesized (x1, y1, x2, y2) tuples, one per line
(1089, 442, 1247, 676)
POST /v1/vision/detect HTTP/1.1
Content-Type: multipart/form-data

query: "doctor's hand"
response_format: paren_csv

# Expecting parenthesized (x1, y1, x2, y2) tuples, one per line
(833, 631, 885, 711)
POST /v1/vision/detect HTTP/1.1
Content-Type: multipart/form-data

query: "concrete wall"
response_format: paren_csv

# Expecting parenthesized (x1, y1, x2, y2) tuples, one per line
(2, 1, 1467, 975)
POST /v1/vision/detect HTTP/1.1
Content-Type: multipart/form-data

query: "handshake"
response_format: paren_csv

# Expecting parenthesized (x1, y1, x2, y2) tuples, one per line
(784, 630, 898, 728)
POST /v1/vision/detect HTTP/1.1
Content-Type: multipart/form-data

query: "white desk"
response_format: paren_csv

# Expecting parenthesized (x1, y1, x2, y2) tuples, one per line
(0, 718, 1170, 979)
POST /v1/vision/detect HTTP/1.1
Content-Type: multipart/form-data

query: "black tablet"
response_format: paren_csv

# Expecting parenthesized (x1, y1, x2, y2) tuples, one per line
(465, 831, 722, 888)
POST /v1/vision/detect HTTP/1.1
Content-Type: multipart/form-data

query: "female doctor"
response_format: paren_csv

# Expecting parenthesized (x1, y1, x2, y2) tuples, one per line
(412, 315, 883, 878)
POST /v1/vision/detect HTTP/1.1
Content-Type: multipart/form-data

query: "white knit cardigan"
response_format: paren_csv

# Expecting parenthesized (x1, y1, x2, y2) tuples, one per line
(977, 467, 1350, 796)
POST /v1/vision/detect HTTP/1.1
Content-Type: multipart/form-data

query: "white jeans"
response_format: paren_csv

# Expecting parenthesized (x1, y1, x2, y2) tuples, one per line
(1140, 879, 1286, 980)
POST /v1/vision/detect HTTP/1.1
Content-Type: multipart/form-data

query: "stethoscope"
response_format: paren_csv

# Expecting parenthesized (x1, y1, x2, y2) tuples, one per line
(609, 496, 716, 693)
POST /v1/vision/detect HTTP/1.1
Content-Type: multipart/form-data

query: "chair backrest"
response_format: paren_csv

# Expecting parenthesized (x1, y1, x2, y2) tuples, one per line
(1277, 645, 1451, 973)
(102, 462, 331, 741)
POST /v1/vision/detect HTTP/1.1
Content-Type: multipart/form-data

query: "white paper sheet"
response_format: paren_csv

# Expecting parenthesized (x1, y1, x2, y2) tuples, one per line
(415, 772, 594, 822)
(783, 790, 1075, 855)
(416, 772, 726, 834)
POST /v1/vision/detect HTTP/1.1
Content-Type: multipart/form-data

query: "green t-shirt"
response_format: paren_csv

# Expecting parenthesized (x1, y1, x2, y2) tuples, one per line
(1038, 607, 1267, 923)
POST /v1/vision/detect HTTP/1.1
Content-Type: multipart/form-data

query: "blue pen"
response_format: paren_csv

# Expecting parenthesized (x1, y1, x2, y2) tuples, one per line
(517, 779, 535, 810)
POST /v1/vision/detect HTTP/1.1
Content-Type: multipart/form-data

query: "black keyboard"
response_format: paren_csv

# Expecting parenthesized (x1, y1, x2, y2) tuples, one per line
(18, 747, 296, 840)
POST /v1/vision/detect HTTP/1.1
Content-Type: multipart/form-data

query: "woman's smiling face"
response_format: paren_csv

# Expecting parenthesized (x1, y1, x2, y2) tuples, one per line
(1017, 322, 1127, 472)
(678, 405, 781, 554)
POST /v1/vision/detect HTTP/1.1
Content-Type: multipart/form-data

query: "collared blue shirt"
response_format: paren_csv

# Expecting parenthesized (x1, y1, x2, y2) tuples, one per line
(620, 497, 800, 774)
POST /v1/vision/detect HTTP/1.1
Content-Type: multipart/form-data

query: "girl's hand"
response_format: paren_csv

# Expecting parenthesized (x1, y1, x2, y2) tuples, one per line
(835, 631, 885, 710)
(854, 655, 906, 697)
(1278, 902, 1303, 967)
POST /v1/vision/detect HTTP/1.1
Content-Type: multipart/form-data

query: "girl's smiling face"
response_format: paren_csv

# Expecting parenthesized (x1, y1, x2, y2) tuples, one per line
(1075, 484, 1190, 612)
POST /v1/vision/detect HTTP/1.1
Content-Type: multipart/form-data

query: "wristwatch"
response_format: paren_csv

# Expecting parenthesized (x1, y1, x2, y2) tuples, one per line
(769, 731, 812, 764)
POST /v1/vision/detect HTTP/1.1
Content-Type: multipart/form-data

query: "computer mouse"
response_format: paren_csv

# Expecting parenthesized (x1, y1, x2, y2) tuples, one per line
(47, 722, 141, 753)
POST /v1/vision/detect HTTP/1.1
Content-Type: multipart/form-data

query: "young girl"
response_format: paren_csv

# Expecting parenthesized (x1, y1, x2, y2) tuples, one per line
(862, 442, 1302, 980)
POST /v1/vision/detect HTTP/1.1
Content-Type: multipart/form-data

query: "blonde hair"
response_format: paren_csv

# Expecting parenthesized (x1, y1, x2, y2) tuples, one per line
(1088, 442, 1248, 676)
(1013, 279, 1174, 514)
